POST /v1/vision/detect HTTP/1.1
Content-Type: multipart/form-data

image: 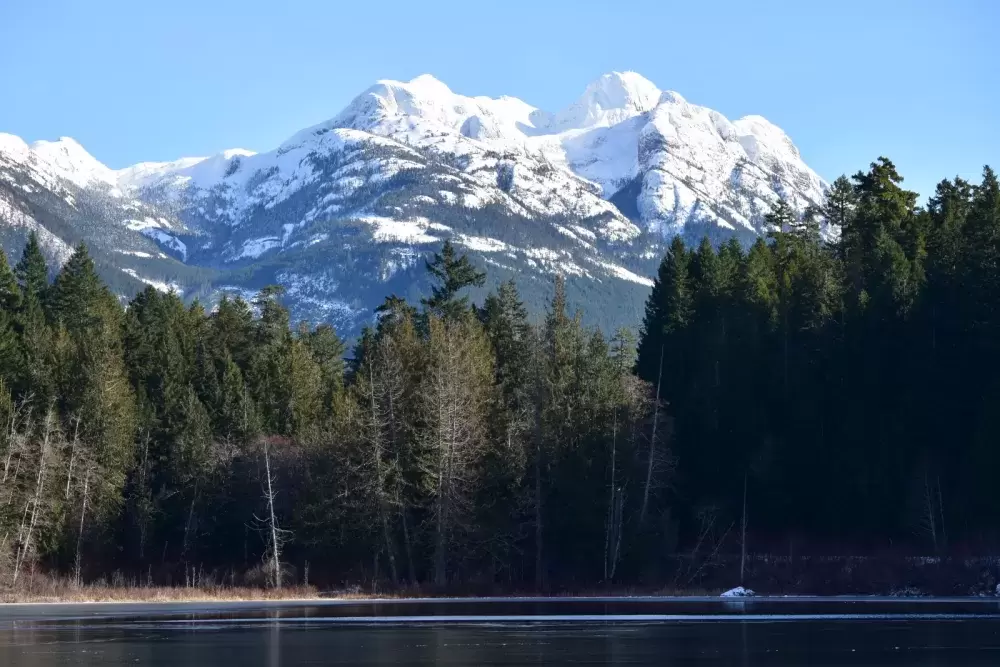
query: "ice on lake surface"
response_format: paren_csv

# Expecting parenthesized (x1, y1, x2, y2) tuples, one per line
(2, 597, 1000, 665)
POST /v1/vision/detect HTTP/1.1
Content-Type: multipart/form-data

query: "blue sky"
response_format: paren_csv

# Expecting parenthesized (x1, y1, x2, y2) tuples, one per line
(1, 0, 995, 199)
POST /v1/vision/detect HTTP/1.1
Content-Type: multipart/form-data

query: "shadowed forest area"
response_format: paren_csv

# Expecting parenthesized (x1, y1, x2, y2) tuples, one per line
(0, 157, 998, 596)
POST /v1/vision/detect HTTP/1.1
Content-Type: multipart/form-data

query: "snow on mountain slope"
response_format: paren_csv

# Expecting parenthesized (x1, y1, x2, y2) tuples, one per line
(121, 71, 826, 249)
(1, 71, 831, 335)
(551, 71, 661, 130)
(0, 186, 74, 264)
(116, 148, 258, 191)
(260, 71, 828, 241)
(0, 133, 121, 196)
(0, 133, 208, 296)
(633, 92, 828, 238)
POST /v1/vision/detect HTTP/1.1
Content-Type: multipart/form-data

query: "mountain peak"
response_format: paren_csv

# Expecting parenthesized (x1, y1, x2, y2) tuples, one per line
(585, 71, 660, 108)
(555, 71, 661, 129)
(25, 136, 118, 190)
(405, 73, 452, 91)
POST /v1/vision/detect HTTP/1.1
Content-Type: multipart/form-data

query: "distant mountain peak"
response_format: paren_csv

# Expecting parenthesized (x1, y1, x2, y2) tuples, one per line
(221, 148, 256, 159)
(1, 71, 830, 337)
(554, 71, 661, 129)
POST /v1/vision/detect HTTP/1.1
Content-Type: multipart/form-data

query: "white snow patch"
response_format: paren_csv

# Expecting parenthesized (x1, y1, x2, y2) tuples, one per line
(523, 247, 560, 261)
(721, 587, 756, 598)
(0, 191, 74, 264)
(594, 260, 654, 287)
(276, 270, 361, 322)
(455, 235, 509, 252)
(125, 217, 164, 231)
(140, 228, 187, 260)
(358, 216, 441, 244)
(235, 237, 281, 260)
(122, 268, 183, 294)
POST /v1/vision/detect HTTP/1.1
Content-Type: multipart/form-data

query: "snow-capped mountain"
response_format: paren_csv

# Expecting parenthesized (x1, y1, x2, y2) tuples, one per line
(0, 133, 206, 295)
(0, 72, 828, 335)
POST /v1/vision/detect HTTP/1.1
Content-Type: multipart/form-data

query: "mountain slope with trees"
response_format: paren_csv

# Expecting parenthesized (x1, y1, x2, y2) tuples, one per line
(0, 72, 828, 338)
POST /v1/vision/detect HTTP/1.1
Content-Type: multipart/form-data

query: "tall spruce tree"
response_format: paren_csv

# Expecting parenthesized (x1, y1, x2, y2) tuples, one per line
(421, 240, 486, 320)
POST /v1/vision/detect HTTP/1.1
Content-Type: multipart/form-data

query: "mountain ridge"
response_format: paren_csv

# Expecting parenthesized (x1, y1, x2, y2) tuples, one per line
(0, 71, 829, 336)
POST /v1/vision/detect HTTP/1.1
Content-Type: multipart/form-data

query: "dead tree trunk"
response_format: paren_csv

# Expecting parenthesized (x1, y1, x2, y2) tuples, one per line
(13, 409, 55, 587)
(74, 467, 91, 585)
(740, 472, 748, 586)
(263, 440, 282, 590)
(64, 417, 80, 501)
(534, 433, 545, 591)
(182, 481, 200, 563)
(605, 406, 621, 581)
(640, 346, 664, 525)
(433, 415, 450, 587)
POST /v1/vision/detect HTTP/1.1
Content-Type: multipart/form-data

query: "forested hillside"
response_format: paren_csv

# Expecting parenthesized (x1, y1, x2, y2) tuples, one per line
(0, 157, 996, 592)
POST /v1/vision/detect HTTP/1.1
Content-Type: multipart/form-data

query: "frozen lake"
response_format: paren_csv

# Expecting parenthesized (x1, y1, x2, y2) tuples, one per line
(2, 597, 1000, 665)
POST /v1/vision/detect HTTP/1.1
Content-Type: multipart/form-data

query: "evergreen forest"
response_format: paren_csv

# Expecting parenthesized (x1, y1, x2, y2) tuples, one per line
(0, 157, 997, 591)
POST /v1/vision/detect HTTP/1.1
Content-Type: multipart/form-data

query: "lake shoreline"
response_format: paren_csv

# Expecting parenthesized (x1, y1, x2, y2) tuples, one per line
(3, 552, 1000, 603)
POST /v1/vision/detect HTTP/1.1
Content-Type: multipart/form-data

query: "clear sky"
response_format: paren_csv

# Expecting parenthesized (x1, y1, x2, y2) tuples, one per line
(1, 0, 996, 200)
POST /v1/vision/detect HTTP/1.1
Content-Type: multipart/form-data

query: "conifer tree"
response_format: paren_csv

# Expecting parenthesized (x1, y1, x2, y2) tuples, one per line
(421, 240, 486, 320)
(636, 236, 692, 387)
(479, 280, 534, 577)
(15, 232, 48, 307)
(48, 243, 102, 331)
(0, 248, 20, 313)
(0, 249, 21, 379)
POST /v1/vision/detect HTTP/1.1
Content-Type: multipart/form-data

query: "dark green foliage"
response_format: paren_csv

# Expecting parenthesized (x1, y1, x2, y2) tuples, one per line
(421, 239, 486, 319)
(7, 157, 1000, 591)
(636, 160, 1000, 549)
(15, 231, 49, 305)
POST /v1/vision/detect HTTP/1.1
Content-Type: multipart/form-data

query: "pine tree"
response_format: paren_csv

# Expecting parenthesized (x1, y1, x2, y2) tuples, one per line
(843, 157, 923, 314)
(305, 323, 346, 408)
(0, 248, 20, 313)
(421, 240, 486, 320)
(15, 232, 49, 308)
(479, 280, 534, 578)
(48, 243, 102, 331)
(217, 354, 259, 445)
(0, 249, 21, 379)
(636, 236, 692, 387)
(823, 175, 858, 233)
(481, 280, 532, 419)
(211, 295, 255, 369)
(287, 329, 324, 439)
(11, 235, 55, 399)
(248, 287, 293, 434)
(765, 197, 797, 234)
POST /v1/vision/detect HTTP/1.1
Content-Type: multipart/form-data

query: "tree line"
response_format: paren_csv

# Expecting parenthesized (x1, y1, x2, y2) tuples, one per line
(0, 233, 668, 590)
(638, 158, 1000, 554)
(0, 155, 996, 592)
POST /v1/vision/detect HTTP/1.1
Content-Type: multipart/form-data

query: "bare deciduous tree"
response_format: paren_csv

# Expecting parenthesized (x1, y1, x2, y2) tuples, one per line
(13, 406, 60, 587)
(420, 316, 492, 587)
(253, 437, 290, 590)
